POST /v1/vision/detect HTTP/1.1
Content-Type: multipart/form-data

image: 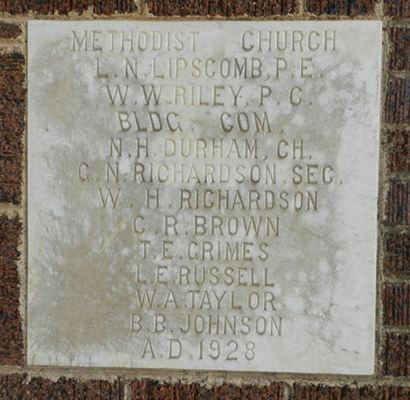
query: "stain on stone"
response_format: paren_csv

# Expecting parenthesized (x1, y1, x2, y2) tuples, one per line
(26, 39, 148, 361)
(305, 0, 376, 16)
(0, 51, 24, 205)
(0, 215, 23, 366)
(147, 0, 298, 16)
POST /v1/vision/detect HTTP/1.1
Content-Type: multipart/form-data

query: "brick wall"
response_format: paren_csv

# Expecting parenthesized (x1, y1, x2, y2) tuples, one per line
(0, 0, 409, 398)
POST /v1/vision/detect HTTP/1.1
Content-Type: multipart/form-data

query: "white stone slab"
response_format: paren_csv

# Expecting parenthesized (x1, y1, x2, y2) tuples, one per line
(27, 21, 382, 374)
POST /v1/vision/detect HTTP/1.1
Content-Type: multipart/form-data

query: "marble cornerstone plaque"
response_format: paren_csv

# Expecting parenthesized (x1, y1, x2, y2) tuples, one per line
(28, 21, 382, 374)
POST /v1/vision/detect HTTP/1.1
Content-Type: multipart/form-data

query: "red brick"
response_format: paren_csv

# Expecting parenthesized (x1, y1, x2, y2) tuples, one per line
(0, 374, 122, 400)
(384, 0, 410, 17)
(389, 28, 410, 71)
(0, 21, 21, 40)
(131, 380, 201, 400)
(384, 282, 410, 326)
(384, 231, 410, 277)
(212, 383, 284, 399)
(0, 0, 137, 15)
(0, 215, 22, 366)
(383, 332, 410, 377)
(379, 386, 410, 399)
(385, 180, 410, 225)
(131, 380, 285, 400)
(293, 384, 378, 399)
(384, 130, 410, 176)
(1, 376, 410, 399)
(305, 0, 376, 15)
(294, 383, 410, 399)
(385, 77, 410, 124)
(0, 51, 24, 205)
(125, 380, 410, 400)
(147, 0, 297, 16)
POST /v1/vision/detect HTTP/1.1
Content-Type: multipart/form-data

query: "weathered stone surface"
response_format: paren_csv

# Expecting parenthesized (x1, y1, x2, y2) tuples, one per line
(147, 0, 297, 16)
(27, 21, 381, 374)
(388, 28, 410, 71)
(305, 0, 376, 16)
(0, 21, 22, 39)
(384, 231, 410, 277)
(0, 0, 137, 15)
(0, 51, 24, 205)
(0, 215, 23, 365)
(383, 332, 410, 377)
